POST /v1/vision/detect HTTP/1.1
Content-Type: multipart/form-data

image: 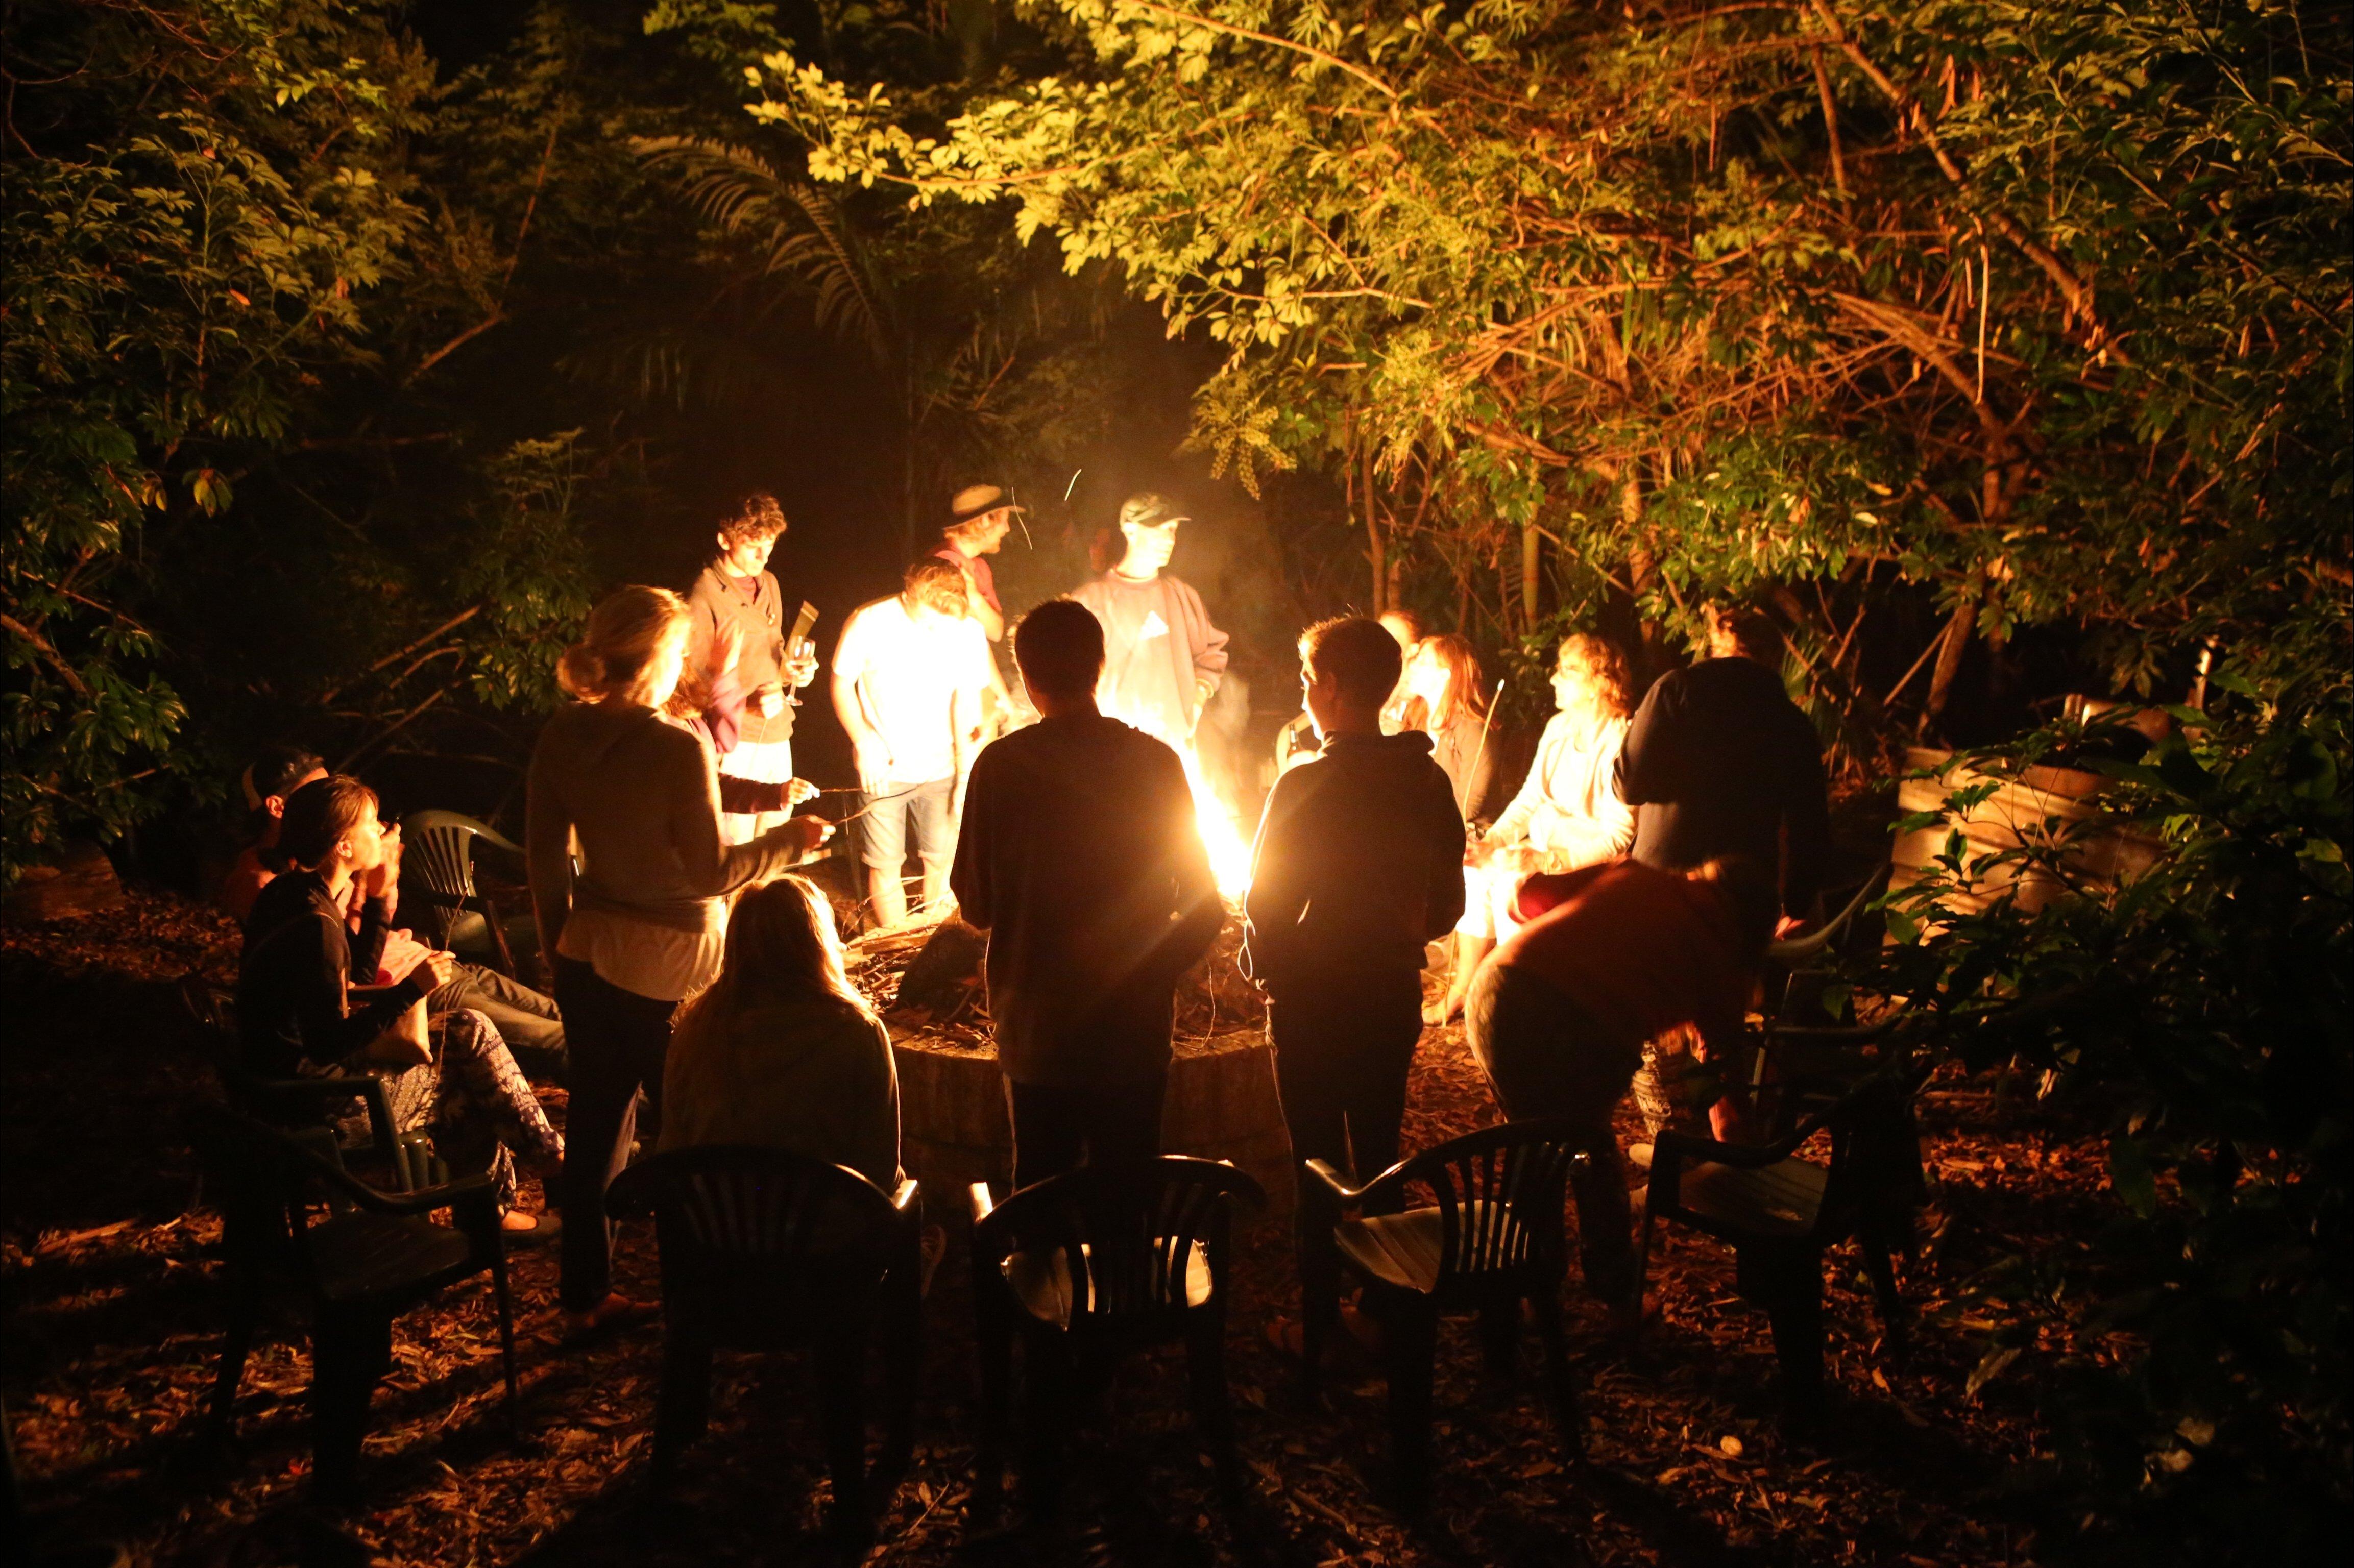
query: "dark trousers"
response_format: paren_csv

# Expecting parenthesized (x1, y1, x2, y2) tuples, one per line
(1268, 972, 1424, 1192)
(1464, 959, 1641, 1301)
(553, 957, 675, 1311)
(1005, 1073, 1167, 1191)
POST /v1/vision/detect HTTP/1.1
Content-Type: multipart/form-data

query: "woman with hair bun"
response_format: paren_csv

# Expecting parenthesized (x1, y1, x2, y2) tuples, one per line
(527, 584, 834, 1337)
(238, 775, 563, 1236)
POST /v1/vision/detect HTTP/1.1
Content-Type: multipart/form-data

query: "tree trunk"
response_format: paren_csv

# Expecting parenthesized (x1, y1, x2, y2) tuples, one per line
(1918, 571, 1982, 739)
(1519, 523, 1542, 632)
(1361, 444, 1387, 615)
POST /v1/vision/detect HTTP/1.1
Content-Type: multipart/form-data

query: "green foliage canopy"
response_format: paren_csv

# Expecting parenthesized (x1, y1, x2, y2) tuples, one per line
(757, 0, 2350, 725)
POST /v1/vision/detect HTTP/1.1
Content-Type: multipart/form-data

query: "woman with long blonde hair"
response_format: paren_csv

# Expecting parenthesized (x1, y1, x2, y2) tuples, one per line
(662, 876, 900, 1189)
(1427, 631, 1638, 1024)
(527, 585, 834, 1336)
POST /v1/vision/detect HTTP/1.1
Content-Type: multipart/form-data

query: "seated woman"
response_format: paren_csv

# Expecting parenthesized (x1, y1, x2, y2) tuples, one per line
(661, 876, 900, 1190)
(237, 776, 564, 1237)
(1401, 633, 1504, 826)
(1428, 632, 1636, 1023)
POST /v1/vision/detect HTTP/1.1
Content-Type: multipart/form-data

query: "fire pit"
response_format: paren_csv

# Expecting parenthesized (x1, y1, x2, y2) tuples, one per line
(843, 910, 1295, 1219)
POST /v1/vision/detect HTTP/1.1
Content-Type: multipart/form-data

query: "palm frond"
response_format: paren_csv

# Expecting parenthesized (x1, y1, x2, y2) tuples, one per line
(632, 135, 893, 362)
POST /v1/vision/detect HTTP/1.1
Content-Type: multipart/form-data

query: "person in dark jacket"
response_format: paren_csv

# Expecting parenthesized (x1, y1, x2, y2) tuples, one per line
(1618, 607, 1832, 921)
(238, 776, 562, 1234)
(1247, 618, 1466, 1185)
(950, 598, 1223, 1188)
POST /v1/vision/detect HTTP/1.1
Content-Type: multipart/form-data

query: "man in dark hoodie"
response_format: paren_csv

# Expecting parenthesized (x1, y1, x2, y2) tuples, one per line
(1618, 606, 1833, 922)
(1246, 616, 1467, 1206)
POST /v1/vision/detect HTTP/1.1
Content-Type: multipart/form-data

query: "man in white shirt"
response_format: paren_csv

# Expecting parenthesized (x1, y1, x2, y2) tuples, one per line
(1069, 493, 1229, 752)
(831, 558, 995, 928)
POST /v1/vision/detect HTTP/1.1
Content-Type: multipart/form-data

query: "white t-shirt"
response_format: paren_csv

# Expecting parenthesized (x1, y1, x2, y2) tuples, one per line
(832, 595, 993, 787)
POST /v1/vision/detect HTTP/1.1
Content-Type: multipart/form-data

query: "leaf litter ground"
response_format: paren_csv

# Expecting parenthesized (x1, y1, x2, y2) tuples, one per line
(5, 893, 2104, 1566)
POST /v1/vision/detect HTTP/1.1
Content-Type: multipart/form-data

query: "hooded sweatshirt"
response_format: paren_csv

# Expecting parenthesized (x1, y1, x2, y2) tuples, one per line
(1244, 729, 1467, 997)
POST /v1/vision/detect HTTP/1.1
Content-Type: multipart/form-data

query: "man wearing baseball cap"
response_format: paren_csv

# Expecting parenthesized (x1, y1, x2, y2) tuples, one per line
(937, 483, 1021, 643)
(1068, 493, 1230, 751)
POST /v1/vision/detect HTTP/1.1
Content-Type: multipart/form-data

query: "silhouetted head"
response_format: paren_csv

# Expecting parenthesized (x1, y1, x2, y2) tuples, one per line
(1013, 598, 1106, 710)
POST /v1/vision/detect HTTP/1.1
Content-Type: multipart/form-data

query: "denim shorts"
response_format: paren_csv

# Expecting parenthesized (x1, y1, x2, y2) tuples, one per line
(857, 776, 956, 871)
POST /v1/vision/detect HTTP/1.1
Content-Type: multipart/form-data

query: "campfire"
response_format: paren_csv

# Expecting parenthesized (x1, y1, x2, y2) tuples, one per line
(844, 905, 1266, 1056)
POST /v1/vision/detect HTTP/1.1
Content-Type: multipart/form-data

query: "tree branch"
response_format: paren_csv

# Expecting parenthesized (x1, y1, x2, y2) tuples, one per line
(1111, 1, 1400, 99)
(0, 612, 92, 698)
(403, 313, 507, 387)
(319, 605, 482, 704)
(1807, 1, 2110, 344)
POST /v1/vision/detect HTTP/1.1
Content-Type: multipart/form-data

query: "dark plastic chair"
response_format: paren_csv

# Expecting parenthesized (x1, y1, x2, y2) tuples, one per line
(401, 811, 526, 976)
(1759, 866, 1891, 1032)
(968, 1157, 1265, 1515)
(184, 1105, 516, 1501)
(1638, 1067, 1926, 1416)
(1301, 1120, 1589, 1509)
(605, 1146, 923, 1535)
(181, 977, 442, 1192)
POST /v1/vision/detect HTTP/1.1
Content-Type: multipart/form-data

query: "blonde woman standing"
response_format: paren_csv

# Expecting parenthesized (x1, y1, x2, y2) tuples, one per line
(527, 585, 833, 1336)
(1427, 632, 1637, 1024)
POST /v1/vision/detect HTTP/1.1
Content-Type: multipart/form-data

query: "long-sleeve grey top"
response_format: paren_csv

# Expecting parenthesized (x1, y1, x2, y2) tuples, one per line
(526, 700, 809, 999)
(660, 993, 902, 1191)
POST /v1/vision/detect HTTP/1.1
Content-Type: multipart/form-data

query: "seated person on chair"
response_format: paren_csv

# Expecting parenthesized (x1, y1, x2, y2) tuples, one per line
(238, 775, 564, 1237)
(221, 745, 571, 1080)
(1463, 855, 1776, 1326)
(1431, 631, 1637, 1024)
(662, 875, 901, 1191)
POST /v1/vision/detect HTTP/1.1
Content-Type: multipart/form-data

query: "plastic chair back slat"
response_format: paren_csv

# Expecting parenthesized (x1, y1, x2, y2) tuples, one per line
(400, 811, 515, 949)
(977, 1158, 1264, 1332)
(1386, 1120, 1584, 1287)
(609, 1147, 911, 1338)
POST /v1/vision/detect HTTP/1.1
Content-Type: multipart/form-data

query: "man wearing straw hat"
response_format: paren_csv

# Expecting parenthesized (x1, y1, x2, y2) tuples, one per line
(935, 483, 1021, 643)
